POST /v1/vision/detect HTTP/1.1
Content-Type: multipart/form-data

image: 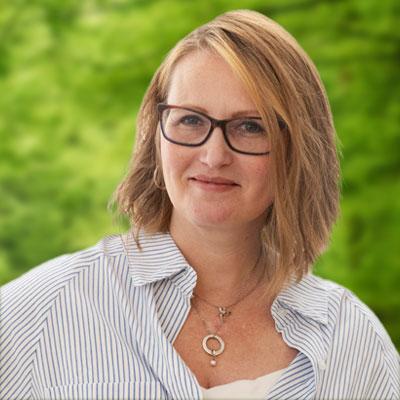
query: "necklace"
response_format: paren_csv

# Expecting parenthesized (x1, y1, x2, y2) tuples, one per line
(192, 251, 263, 323)
(191, 301, 225, 367)
(191, 252, 263, 367)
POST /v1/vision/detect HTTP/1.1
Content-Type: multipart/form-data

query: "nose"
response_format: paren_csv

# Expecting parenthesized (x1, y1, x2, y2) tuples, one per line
(198, 126, 233, 168)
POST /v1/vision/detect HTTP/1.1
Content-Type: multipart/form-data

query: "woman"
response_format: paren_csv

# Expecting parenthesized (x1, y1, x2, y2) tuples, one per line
(0, 9, 398, 400)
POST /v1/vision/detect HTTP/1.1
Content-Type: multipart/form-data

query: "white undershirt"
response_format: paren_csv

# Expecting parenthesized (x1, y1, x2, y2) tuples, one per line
(201, 368, 285, 399)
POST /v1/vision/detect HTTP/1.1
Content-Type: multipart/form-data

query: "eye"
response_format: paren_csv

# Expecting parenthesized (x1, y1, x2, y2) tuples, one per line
(179, 114, 205, 126)
(237, 120, 265, 134)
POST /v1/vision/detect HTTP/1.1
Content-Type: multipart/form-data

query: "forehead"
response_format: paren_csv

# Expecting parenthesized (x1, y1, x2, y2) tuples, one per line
(166, 50, 258, 118)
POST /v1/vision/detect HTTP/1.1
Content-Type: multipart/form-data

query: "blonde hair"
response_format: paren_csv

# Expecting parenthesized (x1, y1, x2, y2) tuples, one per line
(114, 9, 340, 294)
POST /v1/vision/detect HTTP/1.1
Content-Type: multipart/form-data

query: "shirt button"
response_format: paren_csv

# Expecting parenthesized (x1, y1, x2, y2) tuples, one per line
(318, 359, 327, 370)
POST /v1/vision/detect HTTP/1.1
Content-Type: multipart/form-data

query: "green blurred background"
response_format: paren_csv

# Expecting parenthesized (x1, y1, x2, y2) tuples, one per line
(0, 0, 399, 349)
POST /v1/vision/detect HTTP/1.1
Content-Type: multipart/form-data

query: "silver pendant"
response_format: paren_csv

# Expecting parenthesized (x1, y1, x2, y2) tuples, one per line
(218, 307, 231, 323)
(202, 334, 225, 366)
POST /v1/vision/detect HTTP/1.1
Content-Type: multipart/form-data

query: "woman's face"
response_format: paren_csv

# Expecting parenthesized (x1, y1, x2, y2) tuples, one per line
(160, 50, 274, 233)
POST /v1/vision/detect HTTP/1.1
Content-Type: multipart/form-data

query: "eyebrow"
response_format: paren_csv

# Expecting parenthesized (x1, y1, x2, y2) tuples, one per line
(178, 103, 261, 119)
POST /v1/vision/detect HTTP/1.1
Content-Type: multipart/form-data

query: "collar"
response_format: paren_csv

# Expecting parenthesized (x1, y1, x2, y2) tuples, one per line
(271, 274, 332, 379)
(116, 230, 329, 325)
(274, 274, 330, 326)
(119, 230, 196, 294)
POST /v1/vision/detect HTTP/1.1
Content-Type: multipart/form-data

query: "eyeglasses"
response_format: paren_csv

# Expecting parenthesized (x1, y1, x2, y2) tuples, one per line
(157, 103, 271, 156)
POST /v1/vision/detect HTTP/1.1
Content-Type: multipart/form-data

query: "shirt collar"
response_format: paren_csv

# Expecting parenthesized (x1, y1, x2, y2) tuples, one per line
(271, 274, 331, 382)
(119, 230, 329, 325)
(274, 274, 329, 326)
(120, 230, 195, 291)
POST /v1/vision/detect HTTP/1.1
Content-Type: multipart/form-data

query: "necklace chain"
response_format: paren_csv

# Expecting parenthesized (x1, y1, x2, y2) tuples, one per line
(192, 250, 263, 321)
(191, 251, 263, 366)
(191, 300, 223, 335)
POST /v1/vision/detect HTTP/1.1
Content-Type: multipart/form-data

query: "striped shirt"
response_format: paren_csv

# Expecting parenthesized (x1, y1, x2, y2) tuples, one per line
(1, 231, 399, 399)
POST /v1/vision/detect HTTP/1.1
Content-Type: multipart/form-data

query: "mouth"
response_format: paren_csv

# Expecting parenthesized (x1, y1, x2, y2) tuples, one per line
(189, 175, 240, 188)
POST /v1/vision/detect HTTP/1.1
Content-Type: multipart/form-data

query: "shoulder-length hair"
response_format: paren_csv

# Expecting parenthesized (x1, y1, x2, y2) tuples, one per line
(113, 9, 340, 294)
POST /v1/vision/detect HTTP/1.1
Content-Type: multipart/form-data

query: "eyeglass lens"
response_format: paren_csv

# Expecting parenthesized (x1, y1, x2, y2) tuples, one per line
(160, 107, 270, 155)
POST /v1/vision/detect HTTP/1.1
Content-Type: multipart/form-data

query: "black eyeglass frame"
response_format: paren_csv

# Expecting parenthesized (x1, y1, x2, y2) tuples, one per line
(157, 103, 272, 156)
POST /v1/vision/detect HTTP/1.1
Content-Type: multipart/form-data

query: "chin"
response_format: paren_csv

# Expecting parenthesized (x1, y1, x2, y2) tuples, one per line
(188, 207, 238, 228)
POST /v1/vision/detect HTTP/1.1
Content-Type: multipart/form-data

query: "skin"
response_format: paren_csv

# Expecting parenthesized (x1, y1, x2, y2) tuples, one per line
(161, 49, 275, 296)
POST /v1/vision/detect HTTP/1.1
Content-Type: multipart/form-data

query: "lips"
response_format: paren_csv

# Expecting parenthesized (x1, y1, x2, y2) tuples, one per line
(190, 175, 239, 186)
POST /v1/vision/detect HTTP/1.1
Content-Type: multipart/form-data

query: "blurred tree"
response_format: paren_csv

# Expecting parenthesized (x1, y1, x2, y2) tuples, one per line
(0, 0, 398, 348)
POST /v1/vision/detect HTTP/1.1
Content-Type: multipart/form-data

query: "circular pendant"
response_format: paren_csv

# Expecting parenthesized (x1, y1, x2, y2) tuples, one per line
(202, 334, 225, 356)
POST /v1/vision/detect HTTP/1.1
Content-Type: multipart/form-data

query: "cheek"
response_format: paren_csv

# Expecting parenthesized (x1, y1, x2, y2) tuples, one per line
(160, 141, 190, 188)
(160, 141, 170, 173)
(161, 140, 177, 173)
(250, 160, 275, 201)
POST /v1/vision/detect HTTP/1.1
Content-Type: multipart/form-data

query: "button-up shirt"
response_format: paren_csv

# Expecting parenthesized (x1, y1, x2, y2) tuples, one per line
(1, 231, 399, 399)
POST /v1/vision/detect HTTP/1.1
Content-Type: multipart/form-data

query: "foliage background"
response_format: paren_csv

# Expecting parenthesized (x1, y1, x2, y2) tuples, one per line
(0, 0, 399, 349)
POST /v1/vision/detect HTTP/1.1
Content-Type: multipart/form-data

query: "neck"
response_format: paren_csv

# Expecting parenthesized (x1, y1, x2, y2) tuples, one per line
(169, 216, 264, 301)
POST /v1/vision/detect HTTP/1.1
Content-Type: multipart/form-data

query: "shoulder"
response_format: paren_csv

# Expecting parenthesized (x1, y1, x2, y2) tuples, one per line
(303, 275, 400, 398)
(0, 234, 126, 327)
(305, 275, 395, 347)
(0, 234, 129, 397)
(301, 274, 397, 354)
